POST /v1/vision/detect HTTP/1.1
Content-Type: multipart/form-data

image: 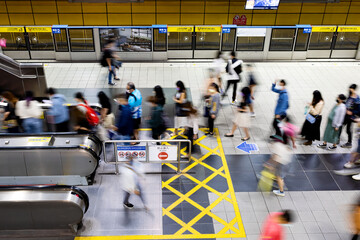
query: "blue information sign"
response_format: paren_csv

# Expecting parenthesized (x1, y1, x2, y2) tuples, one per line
(303, 28, 312, 34)
(222, 28, 231, 33)
(159, 28, 167, 34)
(52, 28, 61, 34)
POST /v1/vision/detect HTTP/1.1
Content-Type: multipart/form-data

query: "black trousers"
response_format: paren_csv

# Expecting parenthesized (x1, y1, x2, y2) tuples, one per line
(208, 116, 215, 133)
(123, 183, 145, 205)
(55, 120, 69, 132)
(224, 80, 240, 102)
(339, 114, 353, 143)
(272, 115, 286, 137)
(352, 234, 359, 240)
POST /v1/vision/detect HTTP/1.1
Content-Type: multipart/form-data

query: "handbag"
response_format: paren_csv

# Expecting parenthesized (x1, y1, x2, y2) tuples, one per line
(305, 114, 316, 124)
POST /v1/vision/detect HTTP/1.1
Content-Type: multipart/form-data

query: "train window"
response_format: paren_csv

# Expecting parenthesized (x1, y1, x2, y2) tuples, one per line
(221, 29, 236, 51)
(334, 32, 360, 50)
(168, 32, 192, 50)
(269, 28, 295, 51)
(295, 29, 310, 51)
(236, 37, 265, 51)
(69, 29, 94, 52)
(195, 32, 221, 50)
(308, 32, 333, 50)
(99, 28, 152, 52)
(28, 32, 54, 51)
(0, 32, 27, 51)
(53, 29, 69, 52)
(153, 29, 166, 51)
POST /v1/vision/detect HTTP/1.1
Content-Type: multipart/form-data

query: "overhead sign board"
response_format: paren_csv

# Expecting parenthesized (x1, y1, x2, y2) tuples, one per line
(168, 26, 194, 33)
(195, 26, 221, 32)
(222, 28, 231, 33)
(237, 28, 266, 37)
(0, 27, 24, 32)
(26, 27, 52, 33)
(52, 28, 61, 34)
(337, 26, 360, 32)
(311, 26, 336, 32)
(158, 28, 167, 33)
(303, 28, 312, 33)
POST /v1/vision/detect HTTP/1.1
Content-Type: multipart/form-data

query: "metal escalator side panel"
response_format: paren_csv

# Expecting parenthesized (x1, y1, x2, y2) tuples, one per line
(60, 149, 98, 177)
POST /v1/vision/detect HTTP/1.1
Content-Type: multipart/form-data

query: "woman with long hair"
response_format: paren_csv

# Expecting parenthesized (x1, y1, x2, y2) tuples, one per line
(97, 91, 114, 140)
(301, 90, 324, 146)
(15, 91, 42, 133)
(1, 91, 20, 133)
(154, 85, 166, 107)
(73, 92, 92, 133)
(173, 80, 187, 136)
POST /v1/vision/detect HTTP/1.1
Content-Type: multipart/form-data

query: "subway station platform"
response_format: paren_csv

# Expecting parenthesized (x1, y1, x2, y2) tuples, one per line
(43, 61, 360, 240)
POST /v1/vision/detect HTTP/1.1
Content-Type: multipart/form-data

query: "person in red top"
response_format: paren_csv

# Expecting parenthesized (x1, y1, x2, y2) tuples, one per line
(260, 210, 294, 240)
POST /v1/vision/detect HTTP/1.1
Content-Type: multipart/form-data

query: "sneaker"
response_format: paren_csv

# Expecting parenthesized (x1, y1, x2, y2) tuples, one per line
(108, 82, 117, 86)
(250, 112, 256, 118)
(123, 203, 134, 209)
(114, 77, 120, 81)
(231, 100, 237, 105)
(270, 135, 283, 141)
(352, 173, 360, 181)
(341, 142, 352, 148)
(328, 145, 337, 150)
(205, 132, 214, 136)
(273, 190, 285, 197)
(317, 143, 327, 148)
(344, 162, 355, 169)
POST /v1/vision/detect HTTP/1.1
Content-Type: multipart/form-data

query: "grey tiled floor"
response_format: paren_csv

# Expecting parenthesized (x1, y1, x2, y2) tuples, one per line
(44, 62, 358, 155)
(210, 191, 360, 240)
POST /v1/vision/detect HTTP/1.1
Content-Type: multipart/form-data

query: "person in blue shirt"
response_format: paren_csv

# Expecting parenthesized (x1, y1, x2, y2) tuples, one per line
(46, 88, 70, 132)
(113, 93, 133, 140)
(126, 82, 142, 143)
(271, 79, 289, 140)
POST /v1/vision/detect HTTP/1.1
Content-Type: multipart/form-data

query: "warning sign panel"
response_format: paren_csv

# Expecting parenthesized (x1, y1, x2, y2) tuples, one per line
(149, 145, 178, 161)
(117, 146, 146, 162)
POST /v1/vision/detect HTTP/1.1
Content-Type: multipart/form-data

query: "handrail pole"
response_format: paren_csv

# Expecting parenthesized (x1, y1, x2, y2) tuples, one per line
(114, 142, 119, 175)
(177, 141, 181, 173)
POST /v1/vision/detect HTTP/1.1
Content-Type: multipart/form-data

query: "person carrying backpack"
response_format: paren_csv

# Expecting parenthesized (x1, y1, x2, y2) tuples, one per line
(222, 51, 243, 104)
(101, 40, 120, 86)
(74, 92, 99, 133)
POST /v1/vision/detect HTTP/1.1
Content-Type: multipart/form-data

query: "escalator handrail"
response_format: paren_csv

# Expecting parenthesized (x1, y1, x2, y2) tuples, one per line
(0, 185, 89, 212)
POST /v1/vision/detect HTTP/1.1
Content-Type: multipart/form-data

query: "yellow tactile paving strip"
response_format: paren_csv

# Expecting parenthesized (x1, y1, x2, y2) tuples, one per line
(76, 128, 245, 240)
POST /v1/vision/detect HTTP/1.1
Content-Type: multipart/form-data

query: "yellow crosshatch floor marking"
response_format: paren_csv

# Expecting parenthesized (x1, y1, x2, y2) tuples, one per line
(76, 128, 246, 240)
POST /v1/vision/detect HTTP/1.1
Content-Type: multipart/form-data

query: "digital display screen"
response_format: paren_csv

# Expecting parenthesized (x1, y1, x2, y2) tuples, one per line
(245, 0, 280, 10)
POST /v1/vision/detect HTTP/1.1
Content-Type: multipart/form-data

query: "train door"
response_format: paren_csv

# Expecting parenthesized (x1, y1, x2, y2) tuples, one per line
(220, 26, 236, 56)
(0, 26, 30, 60)
(267, 27, 296, 60)
(330, 26, 360, 59)
(68, 28, 97, 61)
(292, 26, 311, 60)
(167, 26, 194, 59)
(26, 26, 56, 60)
(52, 26, 71, 61)
(193, 26, 221, 59)
(307, 26, 336, 59)
(235, 27, 267, 60)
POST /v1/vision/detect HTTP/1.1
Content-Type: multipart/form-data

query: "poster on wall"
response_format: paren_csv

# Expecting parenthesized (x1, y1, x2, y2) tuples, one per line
(100, 28, 152, 52)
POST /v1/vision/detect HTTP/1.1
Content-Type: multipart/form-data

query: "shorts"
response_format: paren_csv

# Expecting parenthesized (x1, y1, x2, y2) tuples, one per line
(133, 118, 141, 130)
(175, 116, 187, 129)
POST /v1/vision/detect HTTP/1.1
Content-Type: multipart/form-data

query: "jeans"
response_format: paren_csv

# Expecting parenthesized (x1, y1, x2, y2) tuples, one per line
(224, 80, 240, 102)
(112, 133, 131, 145)
(108, 65, 116, 84)
(23, 118, 42, 133)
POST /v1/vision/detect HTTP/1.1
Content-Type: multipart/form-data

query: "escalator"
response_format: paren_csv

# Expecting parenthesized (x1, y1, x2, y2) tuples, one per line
(0, 53, 47, 97)
(0, 185, 89, 240)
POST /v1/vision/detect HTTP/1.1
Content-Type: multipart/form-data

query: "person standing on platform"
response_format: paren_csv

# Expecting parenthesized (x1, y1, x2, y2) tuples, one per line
(260, 210, 294, 240)
(46, 88, 70, 132)
(182, 102, 199, 159)
(317, 94, 347, 150)
(301, 90, 324, 146)
(246, 64, 257, 117)
(15, 91, 43, 134)
(147, 96, 165, 142)
(212, 51, 224, 93)
(340, 84, 360, 148)
(102, 40, 120, 86)
(206, 83, 221, 136)
(173, 80, 188, 136)
(270, 79, 289, 141)
(126, 82, 142, 144)
(222, 51, 243, 104)
(113, 93, 133, 141)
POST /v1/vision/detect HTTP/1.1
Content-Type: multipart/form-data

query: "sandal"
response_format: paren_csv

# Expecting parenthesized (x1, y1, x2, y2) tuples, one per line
(241, 137, 250, 141)
(224, 133, 234, 137)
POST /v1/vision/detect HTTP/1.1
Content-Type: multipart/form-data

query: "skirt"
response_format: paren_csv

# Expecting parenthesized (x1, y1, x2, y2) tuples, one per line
(323, 121, 340, 144)
(301, 115, 322, 141)
(233, 112, 251, 128)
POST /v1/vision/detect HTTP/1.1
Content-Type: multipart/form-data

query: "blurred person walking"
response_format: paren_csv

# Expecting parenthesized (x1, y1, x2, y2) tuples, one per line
(340, 84, 360, 148)
(74, 92, 99, 133)
(212, 51, 224, 92)
(112, 93, 133, 141)
(15, 91, 42, 134)
(317, 94, 347, 150)
(246, 64, 257, 117)
(153, 85, 166, 107)
(224, 87, 251, 141)
(101, 40, 120, 86)
(1, 91, 20, 133)
(260, 210, 294, 240)
(147, 96, 166, 142)
(351, 197, 360, 239)
(46, 88, 69, 132)
(126, 82, 142, 144)
(222, 51, 243, 104)
(97, 91, 114, 140)
(182, 102, 199, 159)
(206, 83, 221, 136)
(270, 79, 289, 141)
(173, 80, 188, 136)
(301, 90, 324, 146)
(121, 157, 147, 210)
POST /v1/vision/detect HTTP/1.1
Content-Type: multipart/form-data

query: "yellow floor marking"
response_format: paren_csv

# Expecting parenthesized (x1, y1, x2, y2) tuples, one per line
(75, 128, 246, 240)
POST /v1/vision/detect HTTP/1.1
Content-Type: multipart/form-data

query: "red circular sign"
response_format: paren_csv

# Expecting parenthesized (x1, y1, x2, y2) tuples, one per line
(119, 152, 125, 157)
(132, 152, 138, 157)
(158, 152, 168, 160)
(139, 151, 145, 157)
(126, 151, 131, 157)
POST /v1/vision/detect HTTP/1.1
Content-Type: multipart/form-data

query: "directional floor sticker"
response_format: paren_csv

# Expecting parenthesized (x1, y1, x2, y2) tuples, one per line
(236, 141, 259, 153)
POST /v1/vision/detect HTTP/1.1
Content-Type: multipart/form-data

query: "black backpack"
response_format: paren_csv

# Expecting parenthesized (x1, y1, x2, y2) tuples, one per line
(226, 58, 242, 75)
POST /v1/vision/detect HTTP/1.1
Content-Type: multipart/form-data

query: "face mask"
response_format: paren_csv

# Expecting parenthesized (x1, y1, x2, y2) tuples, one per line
(275, 86, 283, 90)
(349, 90, 353, 96)
(336, 99, 339, 103)
(176, 87, 180, 91)
(281, 224, 292, 227)
(209, 89, 215, 93)
(126, 90, 130, 93)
